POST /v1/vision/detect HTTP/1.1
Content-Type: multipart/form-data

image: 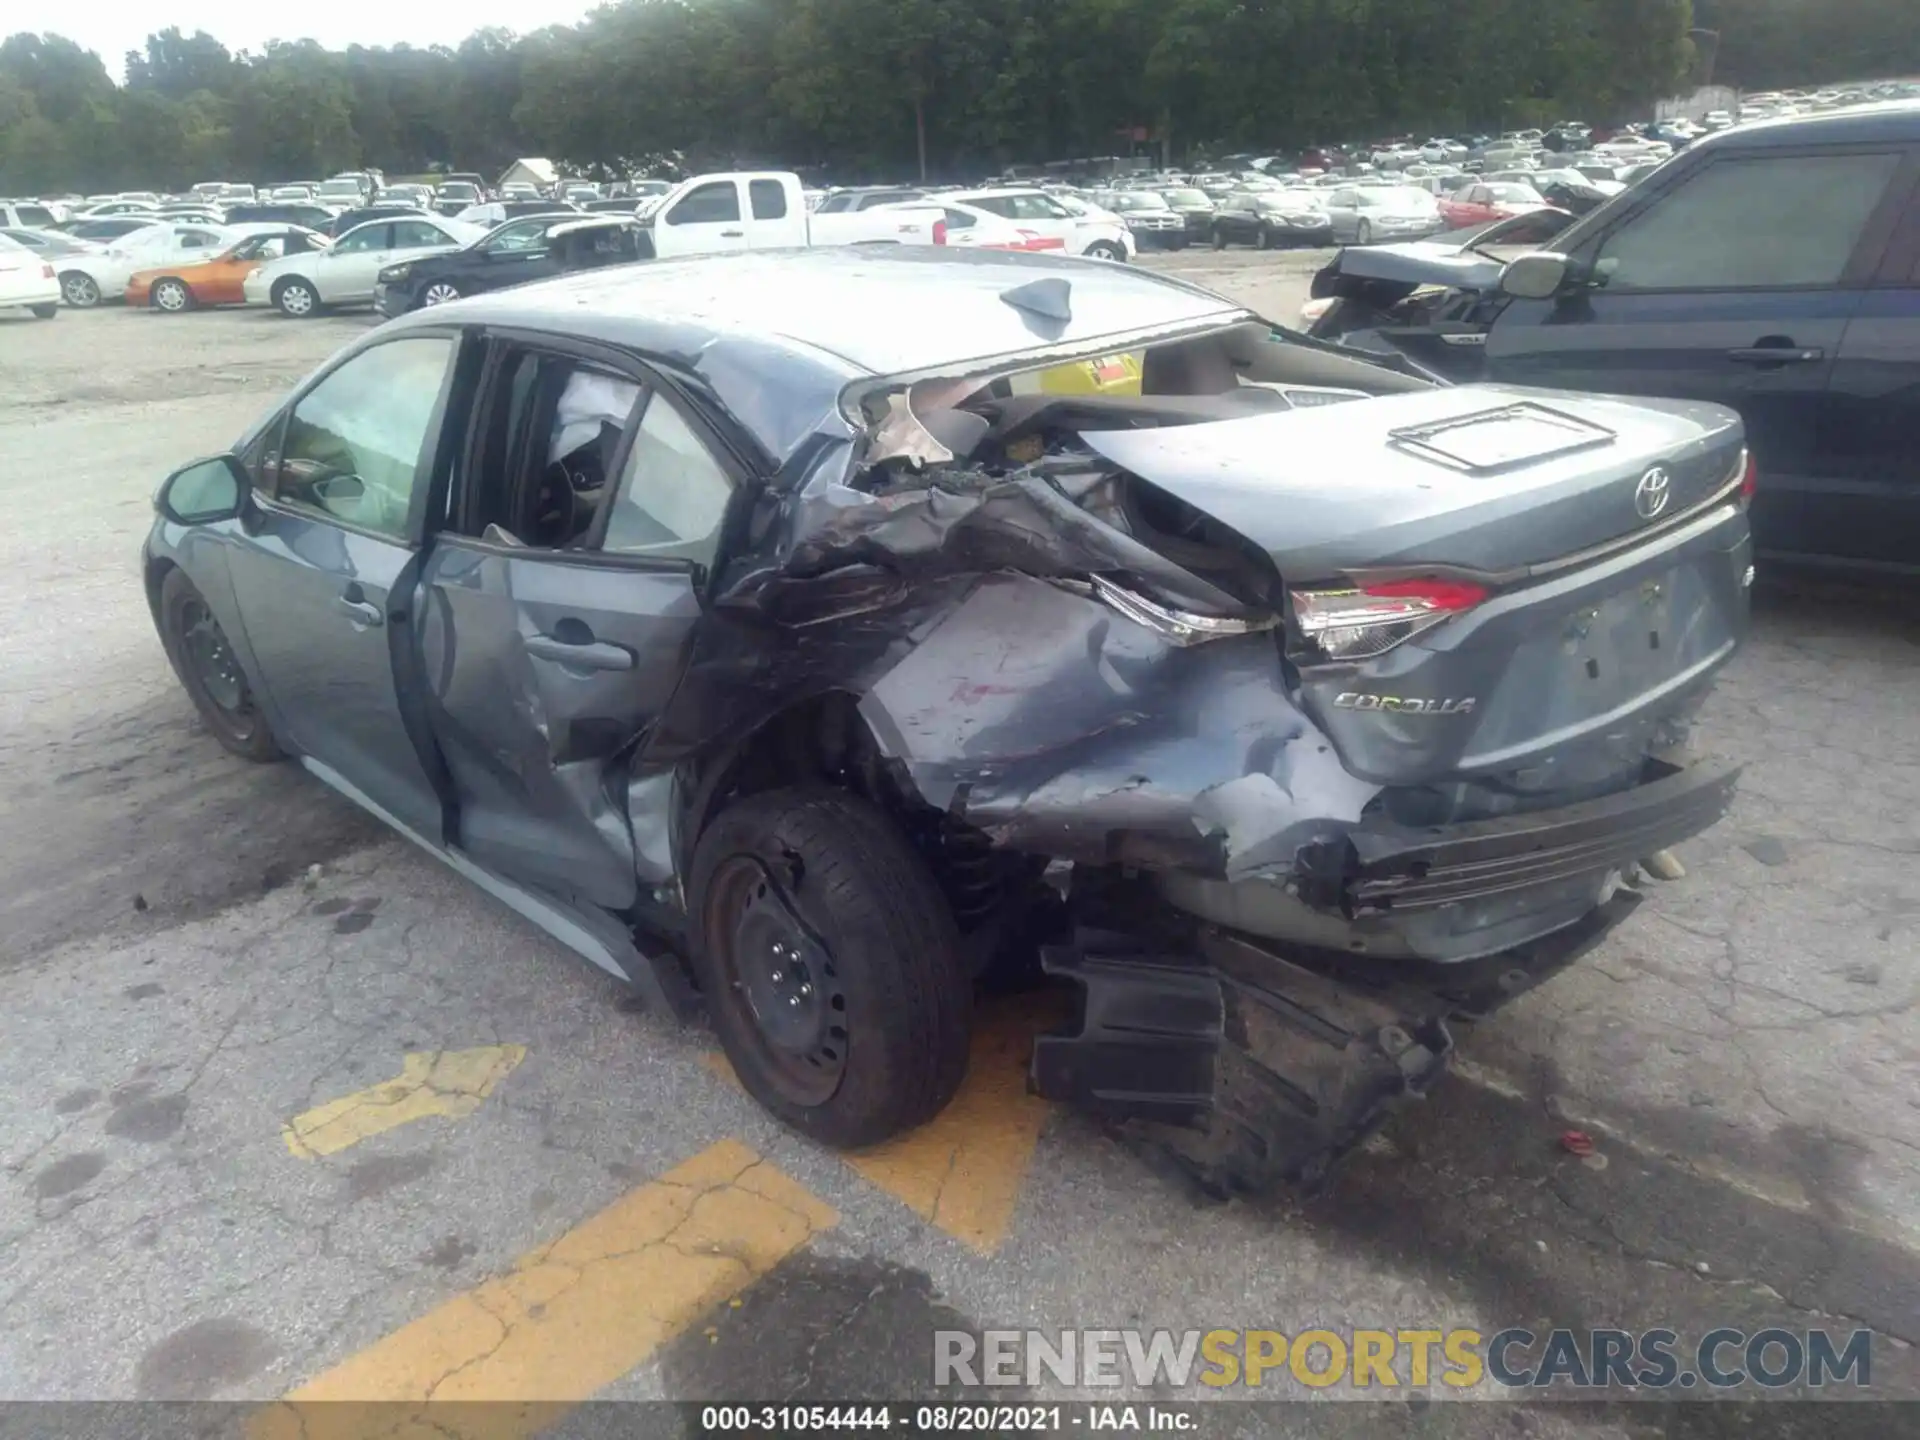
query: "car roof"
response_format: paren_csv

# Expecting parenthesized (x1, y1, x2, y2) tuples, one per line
(1703, 100, 1920, 151)
(380, 247, 1247, 459)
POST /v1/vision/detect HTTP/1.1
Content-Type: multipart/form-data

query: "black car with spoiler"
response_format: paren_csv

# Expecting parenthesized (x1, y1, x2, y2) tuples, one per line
(141, 248, 1750, 1190)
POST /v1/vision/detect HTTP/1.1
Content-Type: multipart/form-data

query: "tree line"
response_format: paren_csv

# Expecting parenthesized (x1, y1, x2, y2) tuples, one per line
(1, 0, 1914, 196)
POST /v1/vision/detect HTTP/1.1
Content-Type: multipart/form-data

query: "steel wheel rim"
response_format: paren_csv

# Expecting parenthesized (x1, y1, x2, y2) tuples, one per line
(280, 284, 313, 315)
(706, 855, 847, 1104)
(180, 597, 252, 724)
(156, 282, 187, 311)
(422, 283, 460, 306)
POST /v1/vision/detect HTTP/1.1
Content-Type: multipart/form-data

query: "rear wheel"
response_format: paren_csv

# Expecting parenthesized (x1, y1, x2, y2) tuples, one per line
(60, 272, 99, 308)
(1257, 224, 1274, 250)
(155, 569, 283, 763)
(30, 304, 57, 319)
(152, 277, 193, 313)
(1084, 240, 1127, 262)
(420, 281, 463, 306)
(1211, 224, 1228, 250)
(273, 277, 319, 318)
(1356, 218, 1374, 245)
(688, 787, 970, 1148)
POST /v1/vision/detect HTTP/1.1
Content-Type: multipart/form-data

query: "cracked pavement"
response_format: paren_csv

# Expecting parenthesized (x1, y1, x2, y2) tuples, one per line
(0, 262, 1914, 1428)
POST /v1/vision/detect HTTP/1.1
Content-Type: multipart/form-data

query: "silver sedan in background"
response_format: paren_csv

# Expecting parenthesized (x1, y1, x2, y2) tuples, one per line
(1323, 184, 1446, 243)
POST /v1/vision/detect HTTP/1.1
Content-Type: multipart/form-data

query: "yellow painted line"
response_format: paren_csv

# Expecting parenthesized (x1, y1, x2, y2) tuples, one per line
(844, 1005, 1053, 1255)
(249, 1138, 836, 1439)
(284, 1045, 528, 1158)
(706, 1000, 1056, 1254)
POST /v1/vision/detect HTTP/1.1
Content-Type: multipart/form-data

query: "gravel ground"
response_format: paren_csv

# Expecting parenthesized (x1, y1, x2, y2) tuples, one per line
(0, 256, 1913, 1430)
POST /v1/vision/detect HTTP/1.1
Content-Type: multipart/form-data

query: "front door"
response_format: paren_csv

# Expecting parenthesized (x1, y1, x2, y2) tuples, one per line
(1485, 147, 1912, 561)
(468, 216, 567, 294)
(224, 332, 462, 839)
(417, 358, 739, 909)
(654, 180, 750, 257)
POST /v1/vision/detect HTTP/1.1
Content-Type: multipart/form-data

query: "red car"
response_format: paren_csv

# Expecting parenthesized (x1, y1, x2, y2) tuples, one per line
(1440, 181, 1548, 228)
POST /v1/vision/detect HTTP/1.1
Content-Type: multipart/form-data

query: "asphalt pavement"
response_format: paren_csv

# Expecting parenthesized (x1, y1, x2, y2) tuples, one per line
(0, 254, 1914, 1433)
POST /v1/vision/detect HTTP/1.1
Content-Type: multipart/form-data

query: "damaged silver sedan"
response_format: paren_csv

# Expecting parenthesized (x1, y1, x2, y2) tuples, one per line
(143, 247, 1753, 1190)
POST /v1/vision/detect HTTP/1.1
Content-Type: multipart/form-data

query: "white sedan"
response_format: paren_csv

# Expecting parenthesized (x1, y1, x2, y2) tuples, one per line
(54, 221, 242, 307)
(942, 187, 1136, 260)
(0, 233, 61, 318)
(244, 215, 489, 316)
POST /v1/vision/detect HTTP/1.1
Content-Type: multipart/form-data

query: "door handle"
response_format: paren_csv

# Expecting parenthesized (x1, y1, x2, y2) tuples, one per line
(335, 597, 384, 628)
(1726, 345, 1823, 365)
(719, 229, 745, 238)
(525, 633, 634, 671)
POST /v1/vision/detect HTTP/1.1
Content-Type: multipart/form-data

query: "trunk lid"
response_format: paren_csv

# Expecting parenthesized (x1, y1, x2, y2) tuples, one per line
(1078, 383, 1745, 580)
(1080, 384, 1751, 794)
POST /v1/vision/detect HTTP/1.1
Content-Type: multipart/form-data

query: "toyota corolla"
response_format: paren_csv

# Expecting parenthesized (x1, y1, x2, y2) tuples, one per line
(142, 248, 1752, 1189)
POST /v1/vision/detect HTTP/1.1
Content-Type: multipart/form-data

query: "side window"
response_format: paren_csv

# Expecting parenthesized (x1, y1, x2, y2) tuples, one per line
(971, 196, 1016, 219)
(749, 180, 789, 220)
(602, 394, 733, 563)
(389, 220, 448, 249)
(276, 337, 455, 540)
(942, 208, 974, 232)
(665, 181, 741, 226)
(331, 226, 388, 254)
(816, 195, 851, 214)
(179, 229, 219, 248)
(1596, 153, 1903, 290)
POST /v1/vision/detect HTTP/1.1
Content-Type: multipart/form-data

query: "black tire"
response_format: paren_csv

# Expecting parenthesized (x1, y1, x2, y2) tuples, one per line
(156, 569, 283, 763)
(30, 303, 57, 319)
(1356, 219, 1373, 245)
(151, 277, 193, 313)
(688, 786, 970, 1148)
(1084, 240, 1127, 262)
(1257, 224, 1274, 250)
(273, 277, 319, 318)
(1211, 224, 1227, 251)
(60, 271, 100, 308)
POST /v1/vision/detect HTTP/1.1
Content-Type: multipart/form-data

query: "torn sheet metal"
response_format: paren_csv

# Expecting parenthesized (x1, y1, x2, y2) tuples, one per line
(853, 574, 1378, 880)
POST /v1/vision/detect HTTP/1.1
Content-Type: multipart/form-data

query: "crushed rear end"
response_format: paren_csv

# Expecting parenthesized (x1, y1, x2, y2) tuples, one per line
(760, 318, 1752, 1190)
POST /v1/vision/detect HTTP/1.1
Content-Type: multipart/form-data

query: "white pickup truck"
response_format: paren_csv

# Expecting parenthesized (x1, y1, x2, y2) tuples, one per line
(640, 171, 947, 258)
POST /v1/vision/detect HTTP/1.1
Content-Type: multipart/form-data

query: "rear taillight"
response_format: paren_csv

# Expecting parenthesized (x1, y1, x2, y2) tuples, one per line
(932, 218, 947, 246)
(1738, 449, 1757, 506)
(1289, 578, 1488, 661)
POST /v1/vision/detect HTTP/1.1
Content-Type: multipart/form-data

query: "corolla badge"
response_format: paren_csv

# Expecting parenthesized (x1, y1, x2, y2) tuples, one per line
(1634, 465, 1672, 520)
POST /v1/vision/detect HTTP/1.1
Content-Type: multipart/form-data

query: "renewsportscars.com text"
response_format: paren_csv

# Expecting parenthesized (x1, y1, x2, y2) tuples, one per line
(933, 1327, 1873, 1391)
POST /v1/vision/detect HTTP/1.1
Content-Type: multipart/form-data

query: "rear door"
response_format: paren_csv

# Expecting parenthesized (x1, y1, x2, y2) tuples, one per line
(655, 179, 750, 256)
(415, 340, 743, 909)
(223, 331, 467, 839)
(1484, 145, 1914, 563)
(1818, 157, 1920, 572)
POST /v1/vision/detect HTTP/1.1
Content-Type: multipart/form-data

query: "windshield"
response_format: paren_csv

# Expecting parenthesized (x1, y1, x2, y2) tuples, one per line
(318, 181, 362, 200)
(1162, 189, 1209, 207)
(1486, 184, 1544, 203)
(1110, 194, 1168, 212)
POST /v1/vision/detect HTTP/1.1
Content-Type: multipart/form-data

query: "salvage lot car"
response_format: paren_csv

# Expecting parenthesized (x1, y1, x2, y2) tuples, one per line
(0, 233, 61, 317)
(373, 215, 646, 317)
(1307, 103, 1920, 578)
(142, 247, 1752, 1190)
(126, 226, 331, 312)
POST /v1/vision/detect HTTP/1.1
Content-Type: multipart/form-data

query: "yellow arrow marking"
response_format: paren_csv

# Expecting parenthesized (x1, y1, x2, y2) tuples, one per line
(249, 1139, 836, 1438)
(705, 998, 1058, 1254)
(283, 1045, 528, 1159)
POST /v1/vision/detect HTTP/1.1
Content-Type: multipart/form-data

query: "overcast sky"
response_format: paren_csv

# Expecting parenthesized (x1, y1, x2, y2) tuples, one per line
(31, 0, 601, 79)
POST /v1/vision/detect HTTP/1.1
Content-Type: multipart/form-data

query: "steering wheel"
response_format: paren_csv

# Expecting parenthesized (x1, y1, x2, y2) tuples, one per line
(528, 462, 578, 546)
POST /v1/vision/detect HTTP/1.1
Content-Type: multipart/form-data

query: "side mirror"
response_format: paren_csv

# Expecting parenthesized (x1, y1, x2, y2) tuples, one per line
(1500, 251, 1572, 299)
(156, 455, 249, 525)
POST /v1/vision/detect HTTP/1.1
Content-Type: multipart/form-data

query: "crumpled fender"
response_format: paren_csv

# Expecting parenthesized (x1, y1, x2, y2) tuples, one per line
(853, 572, 1379, 880)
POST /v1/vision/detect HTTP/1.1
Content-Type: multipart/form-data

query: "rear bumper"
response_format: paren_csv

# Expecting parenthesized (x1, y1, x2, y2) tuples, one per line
(1310, 758, 1741, 916)
(1031, 891, 1640, 1189)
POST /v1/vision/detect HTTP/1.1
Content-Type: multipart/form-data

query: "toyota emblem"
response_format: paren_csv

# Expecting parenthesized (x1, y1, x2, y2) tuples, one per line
(1634, 466, 1672, 521)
